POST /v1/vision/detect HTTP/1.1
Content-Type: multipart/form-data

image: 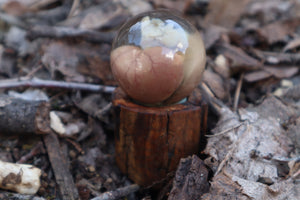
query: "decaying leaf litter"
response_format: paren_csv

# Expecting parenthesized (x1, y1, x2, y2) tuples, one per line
(0, 0, 299, 199)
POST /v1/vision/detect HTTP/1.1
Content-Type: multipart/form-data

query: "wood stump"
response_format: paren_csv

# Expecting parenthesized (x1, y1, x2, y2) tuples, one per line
(113, 88, 207, 186)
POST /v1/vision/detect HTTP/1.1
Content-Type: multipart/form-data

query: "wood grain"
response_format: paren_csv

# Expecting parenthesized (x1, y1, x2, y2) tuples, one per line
(113, 88, 207, 186)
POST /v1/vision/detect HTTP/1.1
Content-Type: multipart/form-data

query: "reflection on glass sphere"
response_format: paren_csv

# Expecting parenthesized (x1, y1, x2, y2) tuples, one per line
(110, 10, 206, 106)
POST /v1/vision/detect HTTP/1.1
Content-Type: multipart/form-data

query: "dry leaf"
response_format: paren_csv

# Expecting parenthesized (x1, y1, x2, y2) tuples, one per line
(41, 41, 114, 84)
(79, 2, 129, 30)
(203, 96, 299, 199)
(283, 37, 300, 52)
(203, 70, 227, 100)
(117, 0, 153, 15)
(264, 66, 298, 79)
(258, 18, 300, 44)
(204, 0, 251, 29)
(202, 25, 228, 49)
(244, 70, 271, 82)
(216, 43, 262, 71)
(152, 0, 187, 13)
(168, 155, 209, 200)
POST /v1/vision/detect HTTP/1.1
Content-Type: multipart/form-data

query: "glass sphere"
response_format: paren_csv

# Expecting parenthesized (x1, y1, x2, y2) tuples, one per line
(110, 10, 206, 106)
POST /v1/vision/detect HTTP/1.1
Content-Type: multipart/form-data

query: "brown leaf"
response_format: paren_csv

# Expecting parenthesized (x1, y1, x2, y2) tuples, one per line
(204, 0, 251, 29)
(216, 43, 262, 71)
(244, 66, 298, 82)
(41, 41, 115, 84)
(202, 25, 228, 50)
(118, 0, 153, 15)
(244, 70, 272, 82)
(251, 48, 300, 65)
(201, 173, 248, 200)
(203, 70, 227, 100)
(264, 66, 298, 79)
(258, 18, 300, 44)
(283, 37, 300, 52)
(79, 2, 129, 30)
(152, 0, 187, 13)
(2, 1, 28, 16)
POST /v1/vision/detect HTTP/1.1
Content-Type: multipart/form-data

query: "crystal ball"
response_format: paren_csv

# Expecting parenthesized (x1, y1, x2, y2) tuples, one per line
(110, 10, 206, 106)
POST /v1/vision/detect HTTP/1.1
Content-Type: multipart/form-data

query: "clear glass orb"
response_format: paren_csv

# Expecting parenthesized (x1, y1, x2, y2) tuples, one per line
(110, 10, 206, 106)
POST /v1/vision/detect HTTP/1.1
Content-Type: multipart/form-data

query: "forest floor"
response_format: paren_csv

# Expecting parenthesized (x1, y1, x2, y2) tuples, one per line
(0, 0, 299, 199)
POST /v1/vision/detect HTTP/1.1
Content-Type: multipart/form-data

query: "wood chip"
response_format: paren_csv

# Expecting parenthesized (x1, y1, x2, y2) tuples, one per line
(43, 132, 79, 200)
(168, 155, 209, 200)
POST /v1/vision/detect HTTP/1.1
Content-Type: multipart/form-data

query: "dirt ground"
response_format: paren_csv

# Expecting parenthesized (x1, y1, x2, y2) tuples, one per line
(0, 0, 299, 199)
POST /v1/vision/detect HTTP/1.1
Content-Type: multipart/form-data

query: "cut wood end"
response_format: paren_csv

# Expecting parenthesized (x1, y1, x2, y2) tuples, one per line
(0, 160, 42, 194)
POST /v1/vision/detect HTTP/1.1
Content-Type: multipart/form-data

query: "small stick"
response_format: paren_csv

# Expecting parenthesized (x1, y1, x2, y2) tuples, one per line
(90, 184, 140, 200)
(67, 0, 80, 18)
(27, 25, 116, 43)
(205, 122, 245, 137)
(0, 95, 51, 135)
(0, 77, 116, 93)
(200, 82, 224, 115)
(233, 73, 244, 112)
(17, 141, 45, 164)
(95, 102, 112, 119)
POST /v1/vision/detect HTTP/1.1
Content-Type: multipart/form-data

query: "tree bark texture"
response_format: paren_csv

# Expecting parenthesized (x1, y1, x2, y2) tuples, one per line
(0, 95, 50, 135)
(112, 88, 208, 186)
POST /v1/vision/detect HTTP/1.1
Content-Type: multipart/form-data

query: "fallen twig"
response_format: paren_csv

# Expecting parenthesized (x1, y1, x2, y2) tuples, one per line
(205, 122, 246, 138)
(17, 141, 45, 164)
(67, 0, 80, 18)
(200, 82, 224, 115)
(0, 77, 116, 93)
(90, 184, 140, 200)
(0, 95, 50, 135)
(27, 25, 116, 43)
(233, 73, 244, 112)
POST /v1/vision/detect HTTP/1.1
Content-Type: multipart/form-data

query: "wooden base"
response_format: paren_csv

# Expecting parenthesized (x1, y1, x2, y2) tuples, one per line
(113, 88, 207, 186)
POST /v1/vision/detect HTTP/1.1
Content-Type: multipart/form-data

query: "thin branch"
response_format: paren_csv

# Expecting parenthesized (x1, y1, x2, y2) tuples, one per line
(27, 25, 116, 43)
(0, 77, 116, 93)
(233, 72, 244, 112)
(200, 82, 225, 115)
(205, 122, 245, 138)
(68, 0, 80, 18)
(90, 184, 140, 200)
